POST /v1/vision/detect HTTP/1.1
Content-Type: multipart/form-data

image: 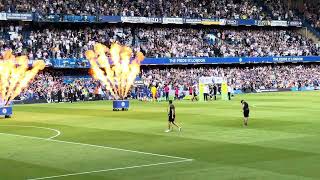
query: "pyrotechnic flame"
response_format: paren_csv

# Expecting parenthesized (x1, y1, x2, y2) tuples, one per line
(85, 43, 144, 100)
(0, 50, 45, 106)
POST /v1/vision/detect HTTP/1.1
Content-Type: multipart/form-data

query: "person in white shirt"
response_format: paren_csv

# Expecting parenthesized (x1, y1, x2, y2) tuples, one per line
(203, 84, 209, 101)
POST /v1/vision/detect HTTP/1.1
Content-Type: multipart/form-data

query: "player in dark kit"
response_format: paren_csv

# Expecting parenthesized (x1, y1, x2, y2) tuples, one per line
(165, 100, 182, 132)
(241, 100, 250, 126)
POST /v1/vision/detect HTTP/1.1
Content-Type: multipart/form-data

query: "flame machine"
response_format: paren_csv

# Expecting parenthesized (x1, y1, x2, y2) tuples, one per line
(85, 43, 144, 111)
(0, 106, 12, 118)
(0, 50, 45, 118)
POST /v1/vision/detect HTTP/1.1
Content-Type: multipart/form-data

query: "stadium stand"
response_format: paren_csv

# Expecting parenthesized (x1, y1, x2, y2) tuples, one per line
(301, 1, 320, 31)
(263, 0, 299, 21)
(0, 0, 319, 102)
(18, 64, 320, 102)
(1, 0, 267, 19)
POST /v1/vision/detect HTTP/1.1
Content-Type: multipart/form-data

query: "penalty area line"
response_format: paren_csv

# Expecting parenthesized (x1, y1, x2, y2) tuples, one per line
(27, 159, 193, 180)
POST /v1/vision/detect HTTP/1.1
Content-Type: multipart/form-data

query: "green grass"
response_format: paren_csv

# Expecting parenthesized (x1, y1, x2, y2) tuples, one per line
(1, 91, 320, 180)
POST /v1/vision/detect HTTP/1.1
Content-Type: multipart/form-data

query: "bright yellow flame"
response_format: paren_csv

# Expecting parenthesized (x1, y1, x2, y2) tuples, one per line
(0, 50, 45, 106)
(85, 43, 145, 100)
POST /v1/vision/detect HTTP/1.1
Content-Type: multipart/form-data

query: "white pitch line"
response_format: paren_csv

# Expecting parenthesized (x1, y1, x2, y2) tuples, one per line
(0, 125, 61, 139)
(0, 132, 192, 161)
(27, 159, 193, 180)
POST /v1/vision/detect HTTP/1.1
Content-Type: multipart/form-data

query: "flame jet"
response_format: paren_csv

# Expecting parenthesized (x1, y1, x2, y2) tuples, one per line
(85, 43, 144, 100)
(0, 50, 45, 106)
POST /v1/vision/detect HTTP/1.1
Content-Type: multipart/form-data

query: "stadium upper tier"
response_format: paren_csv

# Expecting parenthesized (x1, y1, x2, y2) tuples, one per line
(300, 1, 320, 32)
(0, 0, 289, 20)
(0, 0, 318, 32)
(1, 25, 319, 60)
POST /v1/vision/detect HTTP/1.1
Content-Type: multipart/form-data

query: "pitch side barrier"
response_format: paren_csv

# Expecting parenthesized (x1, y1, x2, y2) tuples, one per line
(8, 87, 318, 106)
(48, 56, 320, 68)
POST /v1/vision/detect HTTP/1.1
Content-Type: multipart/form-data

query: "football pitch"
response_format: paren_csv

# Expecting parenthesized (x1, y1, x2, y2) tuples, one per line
(1, 91, 320, 180)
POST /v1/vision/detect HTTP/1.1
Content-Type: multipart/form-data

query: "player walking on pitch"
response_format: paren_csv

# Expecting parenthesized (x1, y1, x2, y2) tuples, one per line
(165, 100, 182, 132)
(241, 100, 250, 126)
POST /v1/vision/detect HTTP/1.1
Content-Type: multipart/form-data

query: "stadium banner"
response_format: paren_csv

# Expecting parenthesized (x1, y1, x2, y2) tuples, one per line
(291, 86, 318, 91)
(0, 13, 6, 20)
(12, 99, 48, 104)
(219, 19, 226, 25)
(50, 56, 320, 67)
(121, 16, 162, 24)
(184, 18, 202, 24)
(29, 59, 52, 67)
(162, 17, 183, 24)
(270, 20, 288, 27)
(201, 18, 222, 25)
(237, 19, 256, 26)
(6, 13, 32, 21)
(63, 15, 96, 22)
(141, 56, 320, 65)
(256, 20, 271, 26)
(99, 16, 121, 23)
(52, 58, 90, 68)
(260, 88, 291, 92)
(35, 14, 60, 22)
(226, 20, 238, 26)
(289, 21, 302, 27)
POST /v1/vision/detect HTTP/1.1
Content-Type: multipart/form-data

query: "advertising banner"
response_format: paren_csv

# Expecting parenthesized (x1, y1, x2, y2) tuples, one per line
(52, 58, 90, 68)
(184, 18, 202, 24)
(51, 56, 320, 67)
(271, 20, 288, 27)
(6, 13, 32, 21)
(238, 19, 256, 26)
(256, 20, 271, 26)
(0, 13, 6, 20)
(141, 56, 320, 65)
(100, 16, 121, 23)
(63, 15, 96, 22)
(226, 19, 238, 26)
(162, 17, 183, 24)
(289, 21, 302, 27)
(201, 18, 221, 25)
(121, 16, 162, 24)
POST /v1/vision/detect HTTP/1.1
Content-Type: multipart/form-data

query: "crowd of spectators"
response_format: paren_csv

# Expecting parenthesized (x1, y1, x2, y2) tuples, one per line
(18, 64, 320, 101)
(141, 64, 320, 93)
(135, 27, 217, 58)
(263, 0, 299, 21)
(135, 28, 319, 57)
(27, 27, 132, 59)
(301, 1, 320, 31)
(218, 29, 318, 57)
(0, 25, 133, 59)
(1, 0, 268, 20)
(18, 71, 106, 102)
(1, 25, 318, 59)
(1, 0, 320, 31)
